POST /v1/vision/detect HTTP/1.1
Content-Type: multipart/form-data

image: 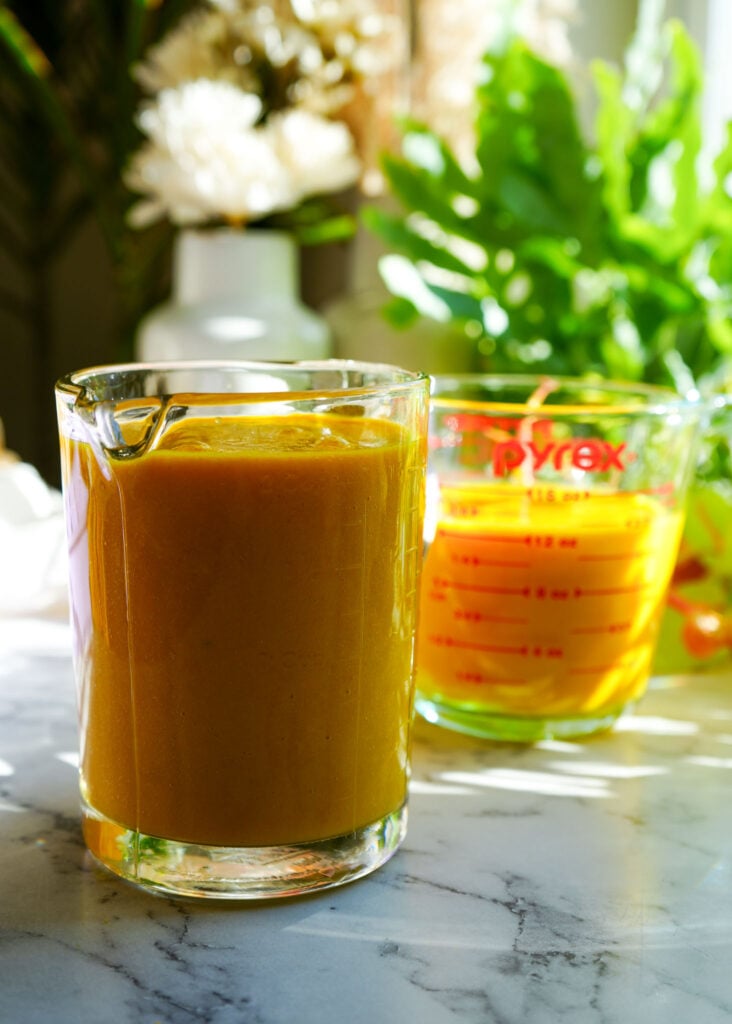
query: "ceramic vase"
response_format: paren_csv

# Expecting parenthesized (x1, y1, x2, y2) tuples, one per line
(136, 228, 332, 362)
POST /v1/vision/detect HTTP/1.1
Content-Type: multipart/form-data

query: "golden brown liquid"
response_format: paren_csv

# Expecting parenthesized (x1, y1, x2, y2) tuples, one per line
(63, 413, 424, 846)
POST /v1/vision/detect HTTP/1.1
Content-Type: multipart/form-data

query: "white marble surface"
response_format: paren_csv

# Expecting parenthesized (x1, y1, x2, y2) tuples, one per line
(1, 617, 732, 1024)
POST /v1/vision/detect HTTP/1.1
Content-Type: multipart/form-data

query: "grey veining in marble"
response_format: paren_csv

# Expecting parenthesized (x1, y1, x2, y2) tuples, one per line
(1, 617, 731, 1024)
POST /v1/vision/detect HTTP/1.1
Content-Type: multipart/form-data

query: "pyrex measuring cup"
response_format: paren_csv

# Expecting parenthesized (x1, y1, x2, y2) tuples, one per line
(56, 361, 428, 899)
(415, 375, 704, 741)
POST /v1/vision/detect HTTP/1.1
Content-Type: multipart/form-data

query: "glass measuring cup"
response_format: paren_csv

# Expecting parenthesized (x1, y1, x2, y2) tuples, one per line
(55, 361, 428, 899)
(415, 375, 704, 741)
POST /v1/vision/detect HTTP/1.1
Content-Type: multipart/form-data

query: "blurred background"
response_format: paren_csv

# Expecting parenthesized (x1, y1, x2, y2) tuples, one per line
(0, 0, 729, 484)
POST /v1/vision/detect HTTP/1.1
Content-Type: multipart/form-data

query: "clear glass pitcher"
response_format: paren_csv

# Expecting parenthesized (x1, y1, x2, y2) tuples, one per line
(56, 360, 428, 899)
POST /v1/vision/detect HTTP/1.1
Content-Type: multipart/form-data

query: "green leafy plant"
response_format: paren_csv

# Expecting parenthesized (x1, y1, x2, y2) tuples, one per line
(366, 5, 732, 671)
(365, 11, 732, 394)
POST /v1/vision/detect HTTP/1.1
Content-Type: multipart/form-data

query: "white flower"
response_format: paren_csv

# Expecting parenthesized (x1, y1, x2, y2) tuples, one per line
(126, 80, 292, 225)
(133, 10, 235, 94)
(133, 0, 399, 107)
(125, 78, 359, 227)
(268, 109, 361, 197)
(290, 0, 405, 77)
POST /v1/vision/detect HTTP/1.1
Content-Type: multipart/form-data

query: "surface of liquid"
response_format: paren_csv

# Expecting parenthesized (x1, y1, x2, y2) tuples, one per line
(62, 412, 423, 846)
(416, 482, 683, 719)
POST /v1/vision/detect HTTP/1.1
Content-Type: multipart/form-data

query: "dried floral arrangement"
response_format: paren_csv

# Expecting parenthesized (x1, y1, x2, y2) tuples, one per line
(126, 0, 405, 241)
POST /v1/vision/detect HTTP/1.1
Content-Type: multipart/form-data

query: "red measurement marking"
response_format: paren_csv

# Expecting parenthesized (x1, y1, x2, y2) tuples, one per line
(449, 554, 530, 569)
(429, 635, 528, 656)
(444, 504, 481, 517)
(529, 535, 555, 548)
(456, 671, 527, 685)
(432, 578, 531, 597)
(535, 587, 572, 600)
(436, 529, 583, 550)
(438, 529, 533, 546)
(571, 622, 631, 635)
(453, 610, 528, 625)
(574, 584, 649, 598)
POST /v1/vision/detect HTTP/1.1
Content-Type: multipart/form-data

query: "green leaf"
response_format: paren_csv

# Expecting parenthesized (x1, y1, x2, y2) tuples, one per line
(382, 295, 420, 328)
(432, 285, 486, 324)
(362, 205, 483, 277)
(623, 261, 697, 314)
(378, 254, 454, 322)
(623, 0, 667, 105)
(660, 347, 696, 395)
(475, 42, 598, 250)
(710, 123, 732, 206)
(517, 237, 584, 279)
(665, 23, 703, 243)
(629, 22, 703, 255)
(381, 153, 485, 245)
(707, 311, 732, 354)
(293, 214, 356, 246)
(0, 9, 52, 77)
(599, 306, 646, 380)
(593, 60, 633, 222)
(378, 254, 484, 325)
(398, 119, 478, 195)
(682, 483, 732, 576)
(498, 169, 572, 235)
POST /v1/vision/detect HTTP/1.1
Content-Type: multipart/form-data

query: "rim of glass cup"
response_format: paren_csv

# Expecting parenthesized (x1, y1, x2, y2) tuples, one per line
(429, 373, 704, 418)
(55, 359, 429, 405)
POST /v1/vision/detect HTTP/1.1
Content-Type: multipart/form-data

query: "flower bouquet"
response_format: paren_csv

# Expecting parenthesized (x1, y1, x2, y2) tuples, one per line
(126, 0, 405, 240)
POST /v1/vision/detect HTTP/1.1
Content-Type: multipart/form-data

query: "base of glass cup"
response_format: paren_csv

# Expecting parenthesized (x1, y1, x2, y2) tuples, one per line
(81, 799, 408, 900)
(415, 694, 631, 742)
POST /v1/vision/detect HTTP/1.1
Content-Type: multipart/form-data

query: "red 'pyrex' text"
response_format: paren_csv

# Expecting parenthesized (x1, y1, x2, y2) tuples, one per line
(493, 439, 629, 477)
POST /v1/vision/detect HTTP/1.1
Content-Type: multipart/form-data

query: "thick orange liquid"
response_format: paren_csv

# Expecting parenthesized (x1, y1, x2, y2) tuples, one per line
(62, 413, 424, 846)
(416, 482, 682, 719)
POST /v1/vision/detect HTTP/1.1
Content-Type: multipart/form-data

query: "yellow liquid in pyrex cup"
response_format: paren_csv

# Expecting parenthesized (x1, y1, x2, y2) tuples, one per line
(415, 482, 682, 738)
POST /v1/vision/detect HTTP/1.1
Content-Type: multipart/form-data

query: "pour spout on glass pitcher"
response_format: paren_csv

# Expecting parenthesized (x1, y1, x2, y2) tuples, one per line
(56, 369, 169, 475)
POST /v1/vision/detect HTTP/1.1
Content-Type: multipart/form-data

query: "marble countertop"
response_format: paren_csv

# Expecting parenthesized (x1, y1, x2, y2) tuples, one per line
(1, 616, 731, 1024)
